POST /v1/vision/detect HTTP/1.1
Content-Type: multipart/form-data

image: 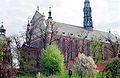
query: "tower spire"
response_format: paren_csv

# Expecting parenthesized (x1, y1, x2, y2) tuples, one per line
(48, 7, 52, 19)
(83, 0, 93, 30)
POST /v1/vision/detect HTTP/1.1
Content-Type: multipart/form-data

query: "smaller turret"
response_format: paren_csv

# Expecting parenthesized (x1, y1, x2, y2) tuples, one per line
(46, 7, 54, 32)
(48, 7, 52, 19)
(0, 22, 6, 37)
(26, 19, 31, 46)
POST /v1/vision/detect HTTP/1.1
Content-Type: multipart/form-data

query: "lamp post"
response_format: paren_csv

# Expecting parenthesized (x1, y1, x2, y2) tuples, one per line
(68, 68, 72, 78)
(118, 53, 120, 58)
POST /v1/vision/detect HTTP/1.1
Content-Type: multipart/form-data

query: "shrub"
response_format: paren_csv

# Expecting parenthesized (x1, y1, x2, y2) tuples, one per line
(40, 44, 64, 76)
(0, 63, 17, 78)
(105, 57, 120, 78)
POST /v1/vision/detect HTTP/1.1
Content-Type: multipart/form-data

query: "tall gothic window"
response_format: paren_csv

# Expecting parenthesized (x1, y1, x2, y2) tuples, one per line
(75, 40, 78, 57)
(56, 38, 61, 48)
(62, 38, 67, 63)
(84, 42, 88, 56)
(69, 40, 73, 60)
(86, 42, 90, 56)
(62, 38, 66, 53)
(66, 40, 73, 61)
(103, 46, 107, 60)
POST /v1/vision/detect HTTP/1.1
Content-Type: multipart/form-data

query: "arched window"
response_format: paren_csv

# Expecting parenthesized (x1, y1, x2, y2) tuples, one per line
(62, 38, 65, 52)
(103, 46, 107, 60)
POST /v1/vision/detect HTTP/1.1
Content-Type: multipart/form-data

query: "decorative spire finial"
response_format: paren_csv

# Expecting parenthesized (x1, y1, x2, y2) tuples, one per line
(109, 29, 111, 34)
(48, 7, 52, 19)
(37, 5, 39, 11)
(1, 21, 3, 25)
(1, 21, 4, 28)
(27, 17, 31, 30)
(49, 7, 51, 12)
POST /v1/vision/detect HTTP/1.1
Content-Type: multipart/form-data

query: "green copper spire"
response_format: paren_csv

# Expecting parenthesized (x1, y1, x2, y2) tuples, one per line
(83, 0, 93, 30)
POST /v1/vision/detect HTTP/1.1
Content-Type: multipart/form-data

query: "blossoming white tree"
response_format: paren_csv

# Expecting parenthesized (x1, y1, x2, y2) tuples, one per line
(73, 53, 97, 78)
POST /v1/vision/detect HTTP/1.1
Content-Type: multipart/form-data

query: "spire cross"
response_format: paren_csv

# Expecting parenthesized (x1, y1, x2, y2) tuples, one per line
(48, 7, 52, 19)
(1, 21, 3, 25)
(1, 19, 3, 25)
(37, 5, 39, 11)
(49, 7, 51, 12)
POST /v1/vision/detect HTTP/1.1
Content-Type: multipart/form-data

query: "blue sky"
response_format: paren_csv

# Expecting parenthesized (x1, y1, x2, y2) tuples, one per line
(0, 0, 120, 36)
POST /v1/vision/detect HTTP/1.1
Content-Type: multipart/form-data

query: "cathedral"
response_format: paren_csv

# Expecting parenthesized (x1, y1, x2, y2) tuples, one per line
(24, 0, 120, 69)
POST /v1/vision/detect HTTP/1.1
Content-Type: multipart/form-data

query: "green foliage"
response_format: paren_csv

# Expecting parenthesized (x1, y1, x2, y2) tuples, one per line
(110, 40, 119, 57)
(36, 71, 80, 78)
(17, 74, 35, 78)
(41, 44, 64, 76)
(18, 49, 37, 78)
(81, 71, 96, 78)
(105, 57, 120, 78)
(18, 71, 114, 78)
(91, 36, 103, 64)
(0, 38, 7, 63)
(96, 72, 106, 78)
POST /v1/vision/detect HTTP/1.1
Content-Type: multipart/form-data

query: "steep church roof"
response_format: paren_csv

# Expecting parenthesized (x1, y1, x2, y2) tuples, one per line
(54, 22, 118, 43)
(30, 10, 45, 27)
(29, 10, 118, 43)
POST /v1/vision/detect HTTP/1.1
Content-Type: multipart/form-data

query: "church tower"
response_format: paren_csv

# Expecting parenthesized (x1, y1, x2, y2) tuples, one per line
(83, 0, 93, 30)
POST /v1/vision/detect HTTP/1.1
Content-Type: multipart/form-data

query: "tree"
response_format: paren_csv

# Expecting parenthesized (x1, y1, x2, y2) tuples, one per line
(0, 38, 17, 78)
(10, 34, 25, 68)
(73, 53, 97, 78)
(40, 44, 64, 76)
(105, 35, 119, 57)
(105, 57, 120, 78)
(0, 38, 7, 63)
(0, 38, 12, 65)
(91, 36, 103, 64)
(28, 14, 58, 50)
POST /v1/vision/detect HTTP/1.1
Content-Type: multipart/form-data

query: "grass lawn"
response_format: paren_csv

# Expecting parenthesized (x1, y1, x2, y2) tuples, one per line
(17, 74, 36, 78)
(17, 72, 120, 78)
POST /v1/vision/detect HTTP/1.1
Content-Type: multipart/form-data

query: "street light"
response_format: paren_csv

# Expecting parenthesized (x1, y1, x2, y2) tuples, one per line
(118, 53, 120, 58)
